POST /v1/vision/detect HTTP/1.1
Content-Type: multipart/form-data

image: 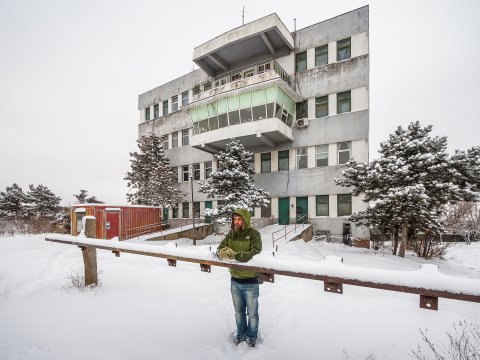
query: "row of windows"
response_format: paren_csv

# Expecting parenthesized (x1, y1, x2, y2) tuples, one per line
(295, 37, 351, 72)
(162, 129, 190, 150)
(145, 91, 190, 121)
(260, 142, 352, 173)
(296, 90, 351, 119)
(171, 194, 352, 219)
(178, 161, 213, 182)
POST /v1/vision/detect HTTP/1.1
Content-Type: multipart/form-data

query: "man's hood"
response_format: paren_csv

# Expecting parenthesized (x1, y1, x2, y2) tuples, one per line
(232, 208, 251, 231)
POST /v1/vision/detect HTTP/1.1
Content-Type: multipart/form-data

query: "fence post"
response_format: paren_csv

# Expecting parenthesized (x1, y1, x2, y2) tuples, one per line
(81, 217, 98, 286)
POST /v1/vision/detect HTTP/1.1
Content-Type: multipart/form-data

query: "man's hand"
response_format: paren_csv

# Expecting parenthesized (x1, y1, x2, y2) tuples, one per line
(218, 247, 237, 260)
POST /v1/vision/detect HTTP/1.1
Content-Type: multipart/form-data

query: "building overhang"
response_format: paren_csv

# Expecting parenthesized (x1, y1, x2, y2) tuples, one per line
(191, 118, 293, 154)
(193, 13, 294, 77)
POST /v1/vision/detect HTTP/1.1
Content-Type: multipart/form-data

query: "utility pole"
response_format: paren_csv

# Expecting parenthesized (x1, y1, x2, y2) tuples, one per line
(190, 172, 196, 245)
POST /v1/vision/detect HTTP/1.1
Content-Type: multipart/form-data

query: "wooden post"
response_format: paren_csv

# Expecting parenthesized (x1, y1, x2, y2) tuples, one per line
(82, 217, 98, 286)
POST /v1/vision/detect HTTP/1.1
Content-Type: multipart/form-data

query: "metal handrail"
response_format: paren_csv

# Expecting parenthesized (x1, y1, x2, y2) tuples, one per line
(272, 213, 310, 251)
(193, 59, 292, 96)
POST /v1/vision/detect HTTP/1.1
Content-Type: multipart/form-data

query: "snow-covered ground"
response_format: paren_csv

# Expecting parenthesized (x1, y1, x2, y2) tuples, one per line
(1, 230, 479, 360)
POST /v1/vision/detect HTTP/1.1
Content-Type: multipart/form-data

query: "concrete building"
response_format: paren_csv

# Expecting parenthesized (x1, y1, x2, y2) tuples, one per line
(137, 6, 369, 238)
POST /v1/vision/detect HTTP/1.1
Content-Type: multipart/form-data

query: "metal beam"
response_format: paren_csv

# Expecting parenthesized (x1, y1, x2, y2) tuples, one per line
(260, 33, 276, 55)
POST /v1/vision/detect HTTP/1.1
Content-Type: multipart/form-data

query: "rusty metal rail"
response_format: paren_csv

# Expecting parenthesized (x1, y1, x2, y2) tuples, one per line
(45, 235, 480, 311)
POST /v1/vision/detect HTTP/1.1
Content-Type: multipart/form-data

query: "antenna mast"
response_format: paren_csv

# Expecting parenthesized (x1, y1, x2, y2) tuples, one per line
(242, 6, 245, 25)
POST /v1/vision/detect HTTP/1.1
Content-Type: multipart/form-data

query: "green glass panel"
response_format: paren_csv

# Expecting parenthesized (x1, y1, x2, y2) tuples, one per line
(217, 98, 227, 114)
(191, 108, 198, 122)
(266, 87, 276, 103)
(228, 96, 239, 111)
(251, 89, 266, 106)
(208, 102, 217, 116)
(286, 96, 295, 114)
(240, 93, 251, 109)
(276, 88, 285, 107)
(197, 105, 208, 120)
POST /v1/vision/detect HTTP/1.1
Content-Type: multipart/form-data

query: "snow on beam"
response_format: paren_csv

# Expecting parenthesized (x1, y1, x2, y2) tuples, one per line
(45, 235, 480, 307)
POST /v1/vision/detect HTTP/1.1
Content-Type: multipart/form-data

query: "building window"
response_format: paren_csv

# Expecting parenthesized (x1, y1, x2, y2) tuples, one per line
(337, 37, 351, 61)
(182, 91, 189, 106)
(182, 202, 189, 218)
(145, 107, 150, 121)
(338, 142, 351, 165)
(316, 195, 329, 216)
(153, 104, 159, 118)
(193, 163, 200, 180)
(297, 147, 308, 169)
(258, 62, 271, 73)
(316, 145, 328, 167)
(193, 202, 200, 218)
(296, 100, 308, 120)
(171, 132, 178, 148)
(337, 194, 352, 216)
(163, 100, 168, 116)
(278, 150, 289, 171)
(172, 205, 178, 219)
(172, 96, 178, 112)
(231, 73, 241, 81)
(183, 165, 190, 182)
(205, 161, 212, 179)
(193, 86, 200, 95)
(295, 51, 307, 72)
(163, 135, 169, 150)
(204, 82, 212, 91)
(244, 69, 254, 78)
(315, 45, 328, 66)
(182, 129, 189, 146)
(261, 153, 271, 173)
(337, 90, 351, 114)
(315, 95, 328, 118)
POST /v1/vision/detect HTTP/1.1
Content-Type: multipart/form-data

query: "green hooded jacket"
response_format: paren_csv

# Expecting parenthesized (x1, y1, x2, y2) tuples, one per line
(216, 208, 262, 279)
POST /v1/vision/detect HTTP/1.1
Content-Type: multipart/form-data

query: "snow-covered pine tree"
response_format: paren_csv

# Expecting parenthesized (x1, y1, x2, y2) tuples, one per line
(125, 132, 184, 207)
(199, 138, 269, 223)
(335, 122, 480, 257)
(0, 183, 27, 219)
(73, 190, 104, 204)
(25, 184, 61, 219)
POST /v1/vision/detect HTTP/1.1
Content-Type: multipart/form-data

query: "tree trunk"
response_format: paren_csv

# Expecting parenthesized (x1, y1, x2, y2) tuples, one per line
(393, 231, 399, 255)
(399, 222, 408, 258)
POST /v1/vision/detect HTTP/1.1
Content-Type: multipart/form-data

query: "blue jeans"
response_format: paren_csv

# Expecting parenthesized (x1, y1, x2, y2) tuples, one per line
(230, 279, 259, 342)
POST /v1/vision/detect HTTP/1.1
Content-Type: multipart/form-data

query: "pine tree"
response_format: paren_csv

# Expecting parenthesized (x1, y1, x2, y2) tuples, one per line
(125, 132, 184, 207)
(0, 183, 27, 219)
(335, 122, 480, 257)
(199, 139, 270, 223)
(25, 184, 61, 219)
(73, 189, 104, 204)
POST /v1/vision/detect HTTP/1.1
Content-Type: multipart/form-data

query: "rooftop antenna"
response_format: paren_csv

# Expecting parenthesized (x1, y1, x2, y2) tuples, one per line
(242, 6, 245, 25)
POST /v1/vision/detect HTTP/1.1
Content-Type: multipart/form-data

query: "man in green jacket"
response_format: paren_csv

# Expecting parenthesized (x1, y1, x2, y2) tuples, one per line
(217, 208, 262, 348)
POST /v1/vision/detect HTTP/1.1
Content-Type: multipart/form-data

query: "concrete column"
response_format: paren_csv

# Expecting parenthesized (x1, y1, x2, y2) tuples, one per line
(351, 32, 368, 58)
(307, 146, 315, 168)
(328, 93, 337, 116)
(254, 207, 261, 218)
(328, 42, 336, 64)
(351, 86, 368, 112)
(328, 143, 337, 166)
(271, 197, 279, 219)
(289, 149, 296, 170)
(329, 194, 337, 218)
(308, 195, 316, 217)
(352, 139, 368, 163)
(306, 48, 315, 70)
(290, 197, 296, 223)
(271, 151, 279, 172)
(254, 153, 261, 173)
(308, 97, 315, 119)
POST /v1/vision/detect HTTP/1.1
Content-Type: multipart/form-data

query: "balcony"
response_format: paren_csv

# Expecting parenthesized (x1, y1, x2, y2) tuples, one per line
(190, 86, 297, 153)
(187, 59, 301, 107)
(193, 13, 293, 77)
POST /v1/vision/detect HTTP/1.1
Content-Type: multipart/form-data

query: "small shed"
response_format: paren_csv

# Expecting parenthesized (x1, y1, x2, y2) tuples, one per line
(71, 204, 164, 240)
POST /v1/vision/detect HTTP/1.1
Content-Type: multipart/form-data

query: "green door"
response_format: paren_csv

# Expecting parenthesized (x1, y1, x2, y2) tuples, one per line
(204, 201, 212, 224)
(279, 197, 290, 225)
(163, 207, 169, 223)
(296, 197, 308, 222)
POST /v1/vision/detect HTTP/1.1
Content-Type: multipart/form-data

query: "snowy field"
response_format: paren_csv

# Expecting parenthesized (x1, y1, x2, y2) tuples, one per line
(0, 231, 479, 360)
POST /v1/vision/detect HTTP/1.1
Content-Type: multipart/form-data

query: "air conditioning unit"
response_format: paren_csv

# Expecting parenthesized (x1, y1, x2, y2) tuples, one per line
(296, 118, 309, 128)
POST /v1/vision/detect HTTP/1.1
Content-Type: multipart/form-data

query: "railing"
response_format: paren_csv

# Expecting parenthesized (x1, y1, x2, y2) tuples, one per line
(272, 213, 310, 251)
(122, 222, 167, 240)
(193, 59, 292, 96)
(251, 216, 276, 230)
(168, 217, 209, 231)
(45, 230, 480, 311)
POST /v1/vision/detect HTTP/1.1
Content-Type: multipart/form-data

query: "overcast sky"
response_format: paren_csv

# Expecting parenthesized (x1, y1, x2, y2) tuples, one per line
(1, 0, 479, 205)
